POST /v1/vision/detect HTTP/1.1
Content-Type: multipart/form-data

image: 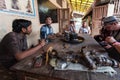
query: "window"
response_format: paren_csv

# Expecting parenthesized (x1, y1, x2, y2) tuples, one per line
(37, 0, 58, 23)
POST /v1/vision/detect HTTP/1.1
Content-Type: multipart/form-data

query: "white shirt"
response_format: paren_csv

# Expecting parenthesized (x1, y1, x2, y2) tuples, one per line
(79, 26, 91, 34)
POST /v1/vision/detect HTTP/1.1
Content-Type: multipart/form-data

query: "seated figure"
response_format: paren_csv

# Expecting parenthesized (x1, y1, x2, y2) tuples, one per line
(94, 16, 120, 62)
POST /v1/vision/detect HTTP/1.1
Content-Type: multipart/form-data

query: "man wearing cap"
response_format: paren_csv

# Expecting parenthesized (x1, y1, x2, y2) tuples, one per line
(68, 19, 77, 33)
(94, 16, 120, 62)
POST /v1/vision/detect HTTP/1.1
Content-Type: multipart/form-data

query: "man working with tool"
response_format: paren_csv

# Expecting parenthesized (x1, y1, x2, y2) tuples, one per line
(94, 16, 120, 62)
(0, 19, 45, 69)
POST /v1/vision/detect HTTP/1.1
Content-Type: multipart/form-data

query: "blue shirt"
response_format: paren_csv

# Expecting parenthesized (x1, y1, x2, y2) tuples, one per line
(40, 24, 54, 39)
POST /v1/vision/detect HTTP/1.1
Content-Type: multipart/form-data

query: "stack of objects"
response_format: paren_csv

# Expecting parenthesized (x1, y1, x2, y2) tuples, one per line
(31, 46, 120, 70)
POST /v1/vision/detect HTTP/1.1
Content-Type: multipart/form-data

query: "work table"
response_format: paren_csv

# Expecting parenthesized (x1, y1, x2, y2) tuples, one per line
(11, 34, 120, 80)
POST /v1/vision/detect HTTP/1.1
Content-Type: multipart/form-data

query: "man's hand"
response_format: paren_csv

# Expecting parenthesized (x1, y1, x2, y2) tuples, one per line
(55, 32, 62, 37)
(112, 42, 120, 53)
(105, 36, 116, 44)
(39, 39, 46, 47)
(47, 34, 56, 40)
(104, 44, 112, 49)
(100, 41, 112, 49)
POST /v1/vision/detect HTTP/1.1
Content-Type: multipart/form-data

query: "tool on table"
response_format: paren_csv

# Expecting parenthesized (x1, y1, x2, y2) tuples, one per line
(46, 46, 53, 65)
(32, 55, 43, 68)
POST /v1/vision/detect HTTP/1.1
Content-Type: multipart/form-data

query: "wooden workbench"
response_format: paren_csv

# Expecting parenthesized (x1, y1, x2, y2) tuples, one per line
(11, 34, 120, 80)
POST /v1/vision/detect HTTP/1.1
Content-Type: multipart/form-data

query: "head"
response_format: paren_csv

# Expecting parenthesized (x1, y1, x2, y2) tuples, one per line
(82, 21, 87, 27)
(70, 21, 75, 26)
(103, 16, 119, 30)
(12, 19, 32, 35)
(45, 16, 52, 25)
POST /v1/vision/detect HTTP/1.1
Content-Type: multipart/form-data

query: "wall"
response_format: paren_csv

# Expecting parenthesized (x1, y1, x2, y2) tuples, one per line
(62, 0, 68, 8)
(107, 4, 114, 17)
(91, 4, 114, 36)
(0, 0, 59, 47)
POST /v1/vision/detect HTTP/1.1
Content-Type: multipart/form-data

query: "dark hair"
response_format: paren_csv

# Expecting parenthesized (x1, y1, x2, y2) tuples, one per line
(70, 21, 74, 24)
(12, 19, 32, 33)
(45, 16, 52, 20)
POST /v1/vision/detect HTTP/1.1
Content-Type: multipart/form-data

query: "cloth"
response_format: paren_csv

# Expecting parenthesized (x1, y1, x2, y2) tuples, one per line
(55, 62, 117, 76)
(40, 24, 54, 39)
(0, 32, 28, 68)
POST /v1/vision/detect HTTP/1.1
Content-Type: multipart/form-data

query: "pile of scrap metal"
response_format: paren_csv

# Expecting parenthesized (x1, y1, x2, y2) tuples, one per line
(78, 46, 120, 69)
(32, 46, 120, 70)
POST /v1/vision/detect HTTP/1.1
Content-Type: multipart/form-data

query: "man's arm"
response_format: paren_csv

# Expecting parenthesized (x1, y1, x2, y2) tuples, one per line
(15, 40, 45, 60)
(112, 42, 120, 53)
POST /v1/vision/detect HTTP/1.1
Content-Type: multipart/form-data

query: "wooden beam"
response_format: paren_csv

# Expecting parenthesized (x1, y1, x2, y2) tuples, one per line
(70, 0, 74, 11)
(75, 0, 77, 11)
(82, 0, 89, 12)
(79, 0, 82, 12)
